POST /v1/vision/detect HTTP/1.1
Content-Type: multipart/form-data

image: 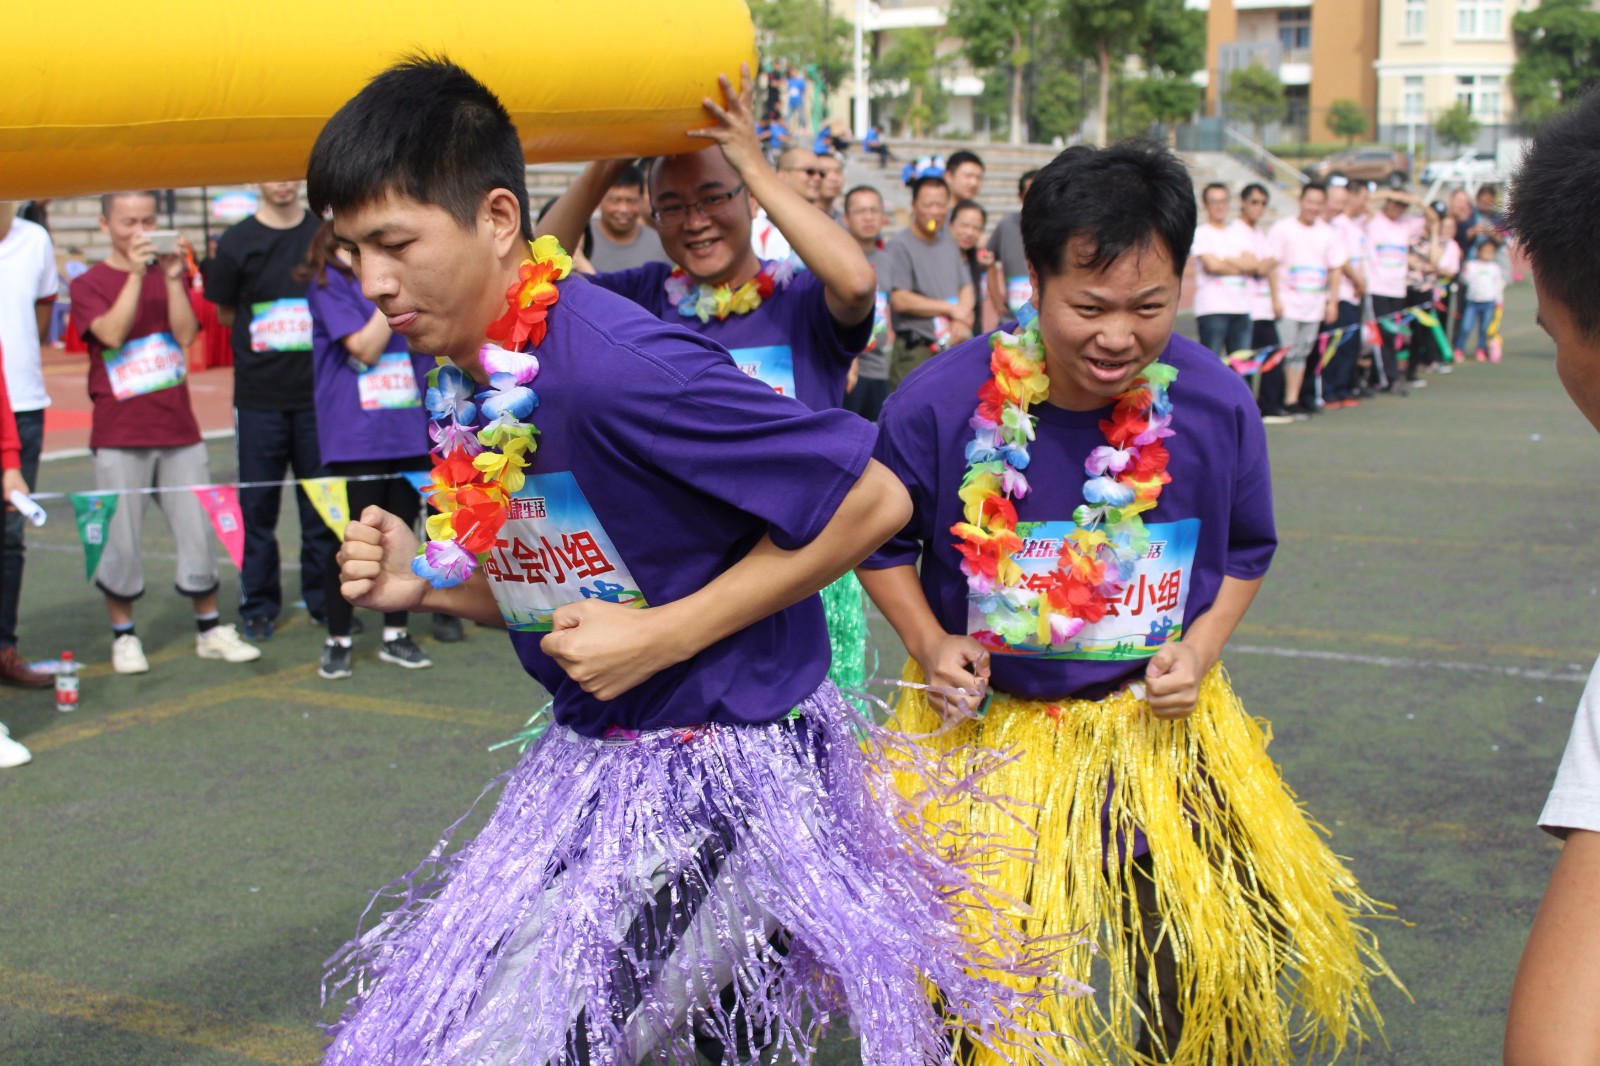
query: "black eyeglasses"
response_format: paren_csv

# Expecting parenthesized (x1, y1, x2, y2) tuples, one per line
(784, 166, 824, 178)
(652, 183, 746, 227)
(1244, 198, 1268, 206)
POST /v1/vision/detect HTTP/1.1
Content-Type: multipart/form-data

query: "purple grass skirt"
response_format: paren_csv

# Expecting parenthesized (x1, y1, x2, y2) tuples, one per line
(321, 683, 1063, 1065)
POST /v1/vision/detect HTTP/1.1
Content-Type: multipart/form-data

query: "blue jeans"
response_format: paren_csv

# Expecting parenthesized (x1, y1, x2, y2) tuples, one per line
(1460, 300, 1496, 356)
(234, 406, 337, 621)
(0, 409, 43, 649)
(1196, 313, 1251, 359)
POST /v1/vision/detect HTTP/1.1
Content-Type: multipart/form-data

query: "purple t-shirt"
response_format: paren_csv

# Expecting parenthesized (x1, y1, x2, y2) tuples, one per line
(486, 275, 876, 737)
(588, 261, 871, 411)
(863, 331, 1277, 701)
(306, 268, 430, 465)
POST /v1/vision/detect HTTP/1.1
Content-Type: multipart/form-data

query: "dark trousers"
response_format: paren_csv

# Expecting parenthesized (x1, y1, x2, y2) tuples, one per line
(1321, 301, 1363, 402)
(843, 376, 889, 421)
(321, 458, 429, 637)
(1371, 294, 1408, 387)
(1196, 313, 1251, 359)
(1404, 287, 1440, 377)
(0, 410, 44, 649)
(1251, 320, 1285, 415)
(235, 406, 337, 621)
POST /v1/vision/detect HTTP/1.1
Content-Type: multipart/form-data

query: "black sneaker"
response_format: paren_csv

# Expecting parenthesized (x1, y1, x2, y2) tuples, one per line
(242, 616, 275, 642)
(319, 642, 353, 680)
(431, 614, 464, 643)
(379, 633, 433, 670)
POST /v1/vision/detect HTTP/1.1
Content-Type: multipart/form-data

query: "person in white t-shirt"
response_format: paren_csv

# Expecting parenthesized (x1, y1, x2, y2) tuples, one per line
(1322, 182, 1372, 407)
(1266, 183, 1346, 416)
(0, 203, 57, 689)
(1191, 182, 1259, 359)
(1458, 238, 1506, 362)
(1505, 91, 1600, 1065)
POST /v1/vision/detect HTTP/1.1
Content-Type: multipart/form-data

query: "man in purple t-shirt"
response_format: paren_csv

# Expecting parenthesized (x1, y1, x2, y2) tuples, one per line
(858, 142, 1398, 1062)
(537, 70, 875, 414)
(305, 57, 1047, 1065)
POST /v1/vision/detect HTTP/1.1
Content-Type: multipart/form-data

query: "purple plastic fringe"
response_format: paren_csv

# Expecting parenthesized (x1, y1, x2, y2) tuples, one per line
(321, 683, 1070, 1065)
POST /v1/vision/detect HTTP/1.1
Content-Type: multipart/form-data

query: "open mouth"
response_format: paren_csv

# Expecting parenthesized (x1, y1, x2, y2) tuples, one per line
(1086, 356, 1134, 383)
(683, 237, 720, 255)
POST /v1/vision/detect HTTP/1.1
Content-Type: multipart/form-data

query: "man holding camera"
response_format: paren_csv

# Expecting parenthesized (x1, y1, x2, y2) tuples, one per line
(70, 192, 260, 673)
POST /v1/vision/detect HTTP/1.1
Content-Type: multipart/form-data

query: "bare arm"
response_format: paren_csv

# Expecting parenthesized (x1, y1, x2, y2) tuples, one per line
(541, 459, 912, 700)
(1145, 574, 1263, 718)
(986, 261, 1007, 320)
(341, 308, 395, 366)
(215, 304, 235, 328)
(535, 159, 626, 264)
(165, 274, 199, 348)
(1506, 829, 1600, 1065)
(1199, 253, 1245, 276)
(857, 563, 989, 717)
(890, 288, 961, 319)
(34, 298, 52, 342)
(87, 269, 150, 350)
(691, 68, 874, 328)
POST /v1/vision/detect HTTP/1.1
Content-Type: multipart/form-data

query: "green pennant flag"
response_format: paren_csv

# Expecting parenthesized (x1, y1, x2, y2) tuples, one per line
(70, 492, 119, 581)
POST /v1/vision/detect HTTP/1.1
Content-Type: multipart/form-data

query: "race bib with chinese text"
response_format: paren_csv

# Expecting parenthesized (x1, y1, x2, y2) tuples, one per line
(968, 518, 1200, 660)
(357, 352, 421, 410)
(728, 345, 797, 397)
(249, 298, 313, 352)
(103, 332, 186, 401)
(1287, 266, 1328, 294)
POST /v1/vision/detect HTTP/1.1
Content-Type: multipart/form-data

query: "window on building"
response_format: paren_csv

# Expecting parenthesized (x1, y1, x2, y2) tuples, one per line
(1456, 74, 1505, 120)
(1457, 0, 1505, 39)
(1405, 0, 1428, 38)
(1403, 76, 1425, 121)
(1278, 9, 1311, 51)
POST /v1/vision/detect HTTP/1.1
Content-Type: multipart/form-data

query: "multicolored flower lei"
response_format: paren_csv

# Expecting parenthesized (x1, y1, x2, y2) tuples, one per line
(953, 324, 1177, 649)
(412, 236, 572, 589)
(663, 258, 799, 323)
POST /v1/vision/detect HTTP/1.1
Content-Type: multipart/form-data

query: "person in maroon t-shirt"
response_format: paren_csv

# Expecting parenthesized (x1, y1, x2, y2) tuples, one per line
(70, 192, 261, 675)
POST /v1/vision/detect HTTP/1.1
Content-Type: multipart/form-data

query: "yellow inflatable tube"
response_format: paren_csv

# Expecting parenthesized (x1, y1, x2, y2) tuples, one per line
(0, 0, 756, 200)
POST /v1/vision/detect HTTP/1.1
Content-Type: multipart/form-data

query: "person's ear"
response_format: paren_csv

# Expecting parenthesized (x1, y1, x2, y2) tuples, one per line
(484, 189, 526, 259)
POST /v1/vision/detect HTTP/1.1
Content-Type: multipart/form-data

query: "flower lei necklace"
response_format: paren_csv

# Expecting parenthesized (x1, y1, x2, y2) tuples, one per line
(412, 236, 572, 589)
(664, 257, 799, 323)
(953, 322, 1177, 649)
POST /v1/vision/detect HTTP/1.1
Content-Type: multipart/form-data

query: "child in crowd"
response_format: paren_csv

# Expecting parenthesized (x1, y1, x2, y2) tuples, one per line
(1458, 237, 1506, 363)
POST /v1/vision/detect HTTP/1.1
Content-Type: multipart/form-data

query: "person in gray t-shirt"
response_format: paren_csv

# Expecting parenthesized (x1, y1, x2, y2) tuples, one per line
(587, 163, 671, 273)
(985, 169, 1038, 323)
(841, 184, 892, 420)
(882, 176, 973, 388)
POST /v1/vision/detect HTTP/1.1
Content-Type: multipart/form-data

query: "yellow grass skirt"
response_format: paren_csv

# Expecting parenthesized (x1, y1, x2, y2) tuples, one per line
(889, 661, 1403, 1065)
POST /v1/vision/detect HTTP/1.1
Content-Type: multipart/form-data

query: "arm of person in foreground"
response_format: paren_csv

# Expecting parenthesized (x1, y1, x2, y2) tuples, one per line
(341, 308, 395, 367)
(1145, 574, 1264, 719)
(690, 67, 875, 329)
(336, 507, 507, 627)
(538, 459, 911, 700)
(1505, 829, 1600, 1066)
(857, 563, 989, 718)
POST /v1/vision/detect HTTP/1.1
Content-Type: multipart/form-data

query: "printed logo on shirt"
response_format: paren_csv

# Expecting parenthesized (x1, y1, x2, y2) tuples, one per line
(357, 352, 422, 410)
(1006, 275, 1032, 316)
(248, 298, 313, 352)
(728, 345, 797, 397)
(482, 471, 647, 632)
(968, 518, 1200, 660)
(103, 332, 187, 401)
(1374, 243, 1407, 270)
(1287, 266, 1328, 294)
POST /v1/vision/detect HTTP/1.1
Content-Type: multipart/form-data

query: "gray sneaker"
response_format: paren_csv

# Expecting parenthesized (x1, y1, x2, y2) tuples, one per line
(319, 642, 353, 680)
(379, 633, 433, 670)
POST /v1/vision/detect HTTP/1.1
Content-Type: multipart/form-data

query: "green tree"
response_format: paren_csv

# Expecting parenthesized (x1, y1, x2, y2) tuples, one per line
(1325, 98, 1369, 145)
(1434, 99, 1480, 150)
(1223, 63, 1286, 144)
(874, 28, 948, 138)
(948, 0, 1049, 144)
(1060, 0, 1154, 146)
(1136, 75, 1203, 143)
(1140, 0, 1207, 78)
(1511, 0, 1600, 130)
(749, 0, 852, 93)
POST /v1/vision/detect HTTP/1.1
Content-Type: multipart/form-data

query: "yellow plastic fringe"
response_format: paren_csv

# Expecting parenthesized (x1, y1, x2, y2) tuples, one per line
(889, 660, 1405, 1065)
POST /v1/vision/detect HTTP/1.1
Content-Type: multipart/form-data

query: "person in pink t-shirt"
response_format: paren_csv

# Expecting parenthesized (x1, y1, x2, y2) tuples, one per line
(1322, 183, 1372, 407)
(1365, 192, 1423, 387)
(1191, 182, 1259, 358)
(1266, 183, 1347, 415)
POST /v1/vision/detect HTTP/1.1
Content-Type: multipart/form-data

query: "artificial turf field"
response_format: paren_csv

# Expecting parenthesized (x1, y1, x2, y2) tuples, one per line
(0, 281, 1584, 1064)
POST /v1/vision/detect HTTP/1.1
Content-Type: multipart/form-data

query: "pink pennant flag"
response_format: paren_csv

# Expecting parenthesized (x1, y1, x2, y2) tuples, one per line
(193, 485, 245, 571)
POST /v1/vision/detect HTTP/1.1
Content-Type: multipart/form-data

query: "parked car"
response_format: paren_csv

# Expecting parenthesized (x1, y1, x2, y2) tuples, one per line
(1305, 146, 1410, 188)
(1420, 150, 1502, 186)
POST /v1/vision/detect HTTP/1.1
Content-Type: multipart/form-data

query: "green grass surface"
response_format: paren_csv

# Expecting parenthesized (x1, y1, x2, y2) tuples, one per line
(0, 284, 1580, 1064)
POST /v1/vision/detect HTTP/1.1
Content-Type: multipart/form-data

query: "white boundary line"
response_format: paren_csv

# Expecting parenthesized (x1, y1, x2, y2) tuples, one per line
(1228, 643, 1592, 684)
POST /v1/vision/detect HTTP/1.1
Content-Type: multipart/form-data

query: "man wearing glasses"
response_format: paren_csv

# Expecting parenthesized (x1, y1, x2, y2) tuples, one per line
(750, 146, 825, 262)
(1238, 183, 1291, 423)
(540, 69, 875, 413)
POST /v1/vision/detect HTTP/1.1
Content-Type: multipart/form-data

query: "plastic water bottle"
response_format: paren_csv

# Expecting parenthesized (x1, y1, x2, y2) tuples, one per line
(55, 651, 79, 713)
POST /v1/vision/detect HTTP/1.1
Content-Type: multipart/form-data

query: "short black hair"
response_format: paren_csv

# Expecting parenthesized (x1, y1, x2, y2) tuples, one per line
(610, 164, 646, 193)
(946, 149, 985, 174)
(1021, 141, 1195, 279)
(1018, 169, 1039, 197)
(953, 198, 987, 224)
(843, 185, 882, 212)
(1201, 181, 1229, 202)
(1241, 183, 1269, 202)
(1509, 89, 1600, 338)
(1300, 181, 1328, 198)
(306, 55, 532, 240)
(909, 175, 950, 202)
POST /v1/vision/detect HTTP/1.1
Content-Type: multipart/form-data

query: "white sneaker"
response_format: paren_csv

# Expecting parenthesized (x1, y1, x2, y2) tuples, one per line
(112, 633, 150, 675)
(196, 624, 262, 664)
(0, 727, 32, 768)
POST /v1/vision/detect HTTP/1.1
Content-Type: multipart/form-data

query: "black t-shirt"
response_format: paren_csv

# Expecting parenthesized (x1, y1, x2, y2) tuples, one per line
(204, 212, 320, 410)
